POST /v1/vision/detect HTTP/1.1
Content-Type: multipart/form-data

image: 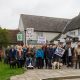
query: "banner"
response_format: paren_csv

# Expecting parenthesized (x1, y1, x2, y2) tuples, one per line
(37, 36, 46, 44)
(17, 33, 23, 41)
(54, 48, 65, 57)
(26, 28, 34, 39)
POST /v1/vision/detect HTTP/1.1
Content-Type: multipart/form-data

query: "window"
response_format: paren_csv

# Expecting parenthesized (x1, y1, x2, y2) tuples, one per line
(69, 31, 75, 36)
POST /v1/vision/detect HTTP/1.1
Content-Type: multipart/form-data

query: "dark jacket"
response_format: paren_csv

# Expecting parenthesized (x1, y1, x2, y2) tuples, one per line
(26, 48, 35, 58)
(23, 48, 27, 58)
(47, 48, 54, 59)
(64, 48, 74, 58)
(9, 49, 17, 59)
(5, 49, 10, 57)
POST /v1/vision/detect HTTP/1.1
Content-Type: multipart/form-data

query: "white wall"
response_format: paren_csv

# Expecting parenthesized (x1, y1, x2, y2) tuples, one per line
(65, 29, 78, 37)
(75, 30, 78, 36)
(43, 32, 59, 41)
(18, 18, 24, 31)
(30, 32, 59, 42)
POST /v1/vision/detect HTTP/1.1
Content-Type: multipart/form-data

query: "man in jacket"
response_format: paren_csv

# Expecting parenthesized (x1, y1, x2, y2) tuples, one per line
(65, 41, 74, 67)
(47, 45, 54, 68)
(9, 45, 17, 62)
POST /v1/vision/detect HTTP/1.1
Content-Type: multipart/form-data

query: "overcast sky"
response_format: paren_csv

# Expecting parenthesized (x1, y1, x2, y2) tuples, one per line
(0, 0, 80, 29)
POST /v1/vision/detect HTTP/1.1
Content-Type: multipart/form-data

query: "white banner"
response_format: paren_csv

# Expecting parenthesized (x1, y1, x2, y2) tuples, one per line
(26, 28, 34, 39)
(54, 48, 65, 57)
(37, 36, 46, 44)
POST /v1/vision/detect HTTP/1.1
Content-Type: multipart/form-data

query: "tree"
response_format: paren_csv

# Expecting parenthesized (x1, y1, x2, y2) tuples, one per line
(0, 27, 9, 48)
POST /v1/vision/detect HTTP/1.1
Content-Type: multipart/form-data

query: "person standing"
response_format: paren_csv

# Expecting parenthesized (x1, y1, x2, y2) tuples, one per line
(65, 41, 74, 67)
(42, 45, 48, 69)
(26, 45, 35, 67)
(74, 41, 80, 69)
(22, 45, 27, 66)
(35, 45, 44, 69)
(47, 45, 53, 68)
(5, 46, 10, 64)
(9, 45, 17, 63)
(17, 46, 23, 68)
(53, 43, 65, 66)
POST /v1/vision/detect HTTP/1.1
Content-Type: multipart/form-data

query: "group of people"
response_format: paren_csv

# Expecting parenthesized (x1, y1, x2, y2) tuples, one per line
(1, 40, 80, 69)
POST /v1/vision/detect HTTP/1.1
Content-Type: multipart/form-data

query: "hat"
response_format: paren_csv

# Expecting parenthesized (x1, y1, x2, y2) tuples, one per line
(66, 40, 71, 44)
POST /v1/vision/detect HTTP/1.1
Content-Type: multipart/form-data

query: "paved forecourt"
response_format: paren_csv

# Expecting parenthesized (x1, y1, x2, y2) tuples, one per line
(10, 68, 80, 80)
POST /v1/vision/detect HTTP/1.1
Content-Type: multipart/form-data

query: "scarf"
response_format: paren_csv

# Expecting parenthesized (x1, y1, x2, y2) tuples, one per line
(18, 49, 22, 57)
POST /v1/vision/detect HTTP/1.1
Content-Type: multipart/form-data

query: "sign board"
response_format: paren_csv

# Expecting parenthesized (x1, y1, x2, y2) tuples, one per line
(17, 33, 23, 41)
(26, 28, 34, 39)
(37, 36, 46, 44)
(54, 48, 65, 57)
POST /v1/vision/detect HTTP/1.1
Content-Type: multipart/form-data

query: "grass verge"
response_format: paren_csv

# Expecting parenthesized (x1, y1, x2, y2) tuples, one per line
(0, 62, 25, 80)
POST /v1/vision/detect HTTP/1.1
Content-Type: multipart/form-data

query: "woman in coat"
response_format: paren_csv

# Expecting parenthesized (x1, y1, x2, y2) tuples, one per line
(35, 45, 44, 69)
(74, 41, 80, 69)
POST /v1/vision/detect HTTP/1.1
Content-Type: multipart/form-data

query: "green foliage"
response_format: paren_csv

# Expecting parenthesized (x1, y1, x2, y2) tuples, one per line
(0, 27, 9, 48)
(0, 62, 24, 80)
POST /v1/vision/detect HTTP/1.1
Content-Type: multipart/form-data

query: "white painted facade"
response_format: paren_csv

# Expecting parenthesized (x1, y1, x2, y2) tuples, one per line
(19, 18, 60, 44)
(19, 30, 59, 44)
(65, 29, 80, 37)
(58, 29, 80, 43)
(30, 32, 59, 41)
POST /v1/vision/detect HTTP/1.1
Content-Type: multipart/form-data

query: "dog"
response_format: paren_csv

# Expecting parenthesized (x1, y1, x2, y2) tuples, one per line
(9, 60, 18, 68)
(52, 62, 59, 69)
(52, 62, 63, 69)
(59, 63, 63, 69)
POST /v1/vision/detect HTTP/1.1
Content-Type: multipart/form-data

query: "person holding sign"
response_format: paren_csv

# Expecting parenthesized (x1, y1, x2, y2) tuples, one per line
(52, 43, 65, 69)
(54, 44, 65, 62)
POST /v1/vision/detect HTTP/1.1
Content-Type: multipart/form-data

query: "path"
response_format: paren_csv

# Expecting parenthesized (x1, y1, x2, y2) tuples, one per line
(10, 68, 80, 80)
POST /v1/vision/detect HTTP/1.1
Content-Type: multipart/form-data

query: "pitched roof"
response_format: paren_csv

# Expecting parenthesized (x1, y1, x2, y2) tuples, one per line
(64, 14, 80, 33)
(7, 30, 19, 44)
(20, 14, 69, 33)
